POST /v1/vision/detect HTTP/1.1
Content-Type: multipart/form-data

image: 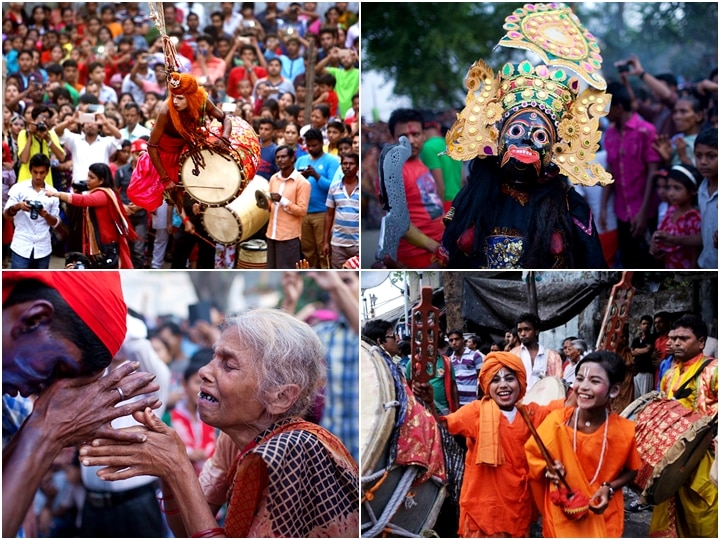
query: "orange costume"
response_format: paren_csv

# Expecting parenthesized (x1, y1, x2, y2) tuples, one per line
(525, 408, 642, 537)
(442, 352, 563, 537)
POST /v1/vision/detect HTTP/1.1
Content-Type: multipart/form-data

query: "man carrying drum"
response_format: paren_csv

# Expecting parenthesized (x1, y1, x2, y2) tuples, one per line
(650, 314, 717, 537)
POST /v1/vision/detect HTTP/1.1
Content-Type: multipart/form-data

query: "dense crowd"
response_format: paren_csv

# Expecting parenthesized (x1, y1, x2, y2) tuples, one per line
(2, 2, 360, 269)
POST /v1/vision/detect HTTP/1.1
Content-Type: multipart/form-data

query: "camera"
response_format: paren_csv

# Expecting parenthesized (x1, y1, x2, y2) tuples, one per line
(617, 62, 631, 73)
(26, 200, 44, 220)
(72, 180, 89, 192)
(36, 121, 48, 132)
(65, 252, 91, 269)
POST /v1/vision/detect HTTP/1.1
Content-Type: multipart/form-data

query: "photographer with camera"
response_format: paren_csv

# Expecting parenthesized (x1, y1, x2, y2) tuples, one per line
(3, 153, 60, 268)
(16, 105, 65, 187)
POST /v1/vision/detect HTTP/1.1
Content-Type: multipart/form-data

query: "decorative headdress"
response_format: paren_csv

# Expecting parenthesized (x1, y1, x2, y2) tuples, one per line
(446, 3, 613, 187)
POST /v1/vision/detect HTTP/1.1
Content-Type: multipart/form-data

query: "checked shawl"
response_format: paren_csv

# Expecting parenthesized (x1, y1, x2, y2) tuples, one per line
(224, 417, 359, 537)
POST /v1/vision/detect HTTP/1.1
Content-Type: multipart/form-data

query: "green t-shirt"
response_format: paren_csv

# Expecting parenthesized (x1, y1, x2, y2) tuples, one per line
(420, 135, 463, 202)
(405, 355, 455, 415)
(325, 66, 359, 118)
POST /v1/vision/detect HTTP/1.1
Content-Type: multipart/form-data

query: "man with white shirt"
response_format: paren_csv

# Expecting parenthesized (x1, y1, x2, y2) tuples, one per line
(54, 111, 122, 182)
(119, 103, 150, 142)
(3, 154, 60, 268)
(510, 312, 562, 390)
(264, 144, 310, 269)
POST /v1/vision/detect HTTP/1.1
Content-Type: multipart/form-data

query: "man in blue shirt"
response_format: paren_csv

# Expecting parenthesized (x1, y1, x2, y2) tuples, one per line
(295, 128, 339, 268)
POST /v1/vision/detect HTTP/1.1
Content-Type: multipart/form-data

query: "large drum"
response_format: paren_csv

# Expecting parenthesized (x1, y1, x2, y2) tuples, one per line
(360, 341, 445, 538)
(236, 239, 267, 269)
(181, 117, 260, 206)
(630, 393, 717, 504)
(523, 376, 567, 406)
(202, 176, 269, 245)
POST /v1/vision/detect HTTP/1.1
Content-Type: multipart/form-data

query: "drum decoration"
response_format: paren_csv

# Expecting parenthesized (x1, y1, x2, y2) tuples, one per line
(181, 117, 260, 207)
(596, 271, 634, 353)
(360, 342, 447, 538)
(409, 287, 440, 412)
(633, 396, 717, 504)
(202, 176, 270, 245)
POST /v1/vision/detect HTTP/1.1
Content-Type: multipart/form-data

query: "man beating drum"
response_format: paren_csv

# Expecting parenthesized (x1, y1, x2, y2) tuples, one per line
(648, 314, 717, 537)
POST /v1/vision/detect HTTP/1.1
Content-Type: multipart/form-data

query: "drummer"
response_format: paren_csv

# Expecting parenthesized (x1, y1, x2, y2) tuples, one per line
(651, 314, 717, 537)
(412, 352, 569, 537)
(131, 71, 232, 228)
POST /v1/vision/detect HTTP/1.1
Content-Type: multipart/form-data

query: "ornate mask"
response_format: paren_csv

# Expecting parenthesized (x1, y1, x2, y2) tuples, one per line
(498, 109, 556, 183)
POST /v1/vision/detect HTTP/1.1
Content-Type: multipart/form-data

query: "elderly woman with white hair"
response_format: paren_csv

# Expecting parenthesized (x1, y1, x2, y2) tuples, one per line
(562, 338, 590, 386)
(79, 308, 359, 538)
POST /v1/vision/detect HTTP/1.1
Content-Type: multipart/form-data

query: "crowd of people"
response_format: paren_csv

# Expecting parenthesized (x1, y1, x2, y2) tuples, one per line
(362, 64, 717, 270)
(362, 307, 718, 537)
(2, 2, 360, 270)
(3, 269, 360, 537)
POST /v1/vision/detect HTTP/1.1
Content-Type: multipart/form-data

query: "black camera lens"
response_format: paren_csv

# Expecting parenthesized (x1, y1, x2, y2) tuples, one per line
(27, 200, 43, 219)
(36, 121, 47, 131)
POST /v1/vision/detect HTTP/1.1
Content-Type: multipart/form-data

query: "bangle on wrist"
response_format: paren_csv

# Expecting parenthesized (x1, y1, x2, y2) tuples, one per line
(601, 481, 614, 499)
(190, 527, 225, 538)
(639, 71, 646, 79)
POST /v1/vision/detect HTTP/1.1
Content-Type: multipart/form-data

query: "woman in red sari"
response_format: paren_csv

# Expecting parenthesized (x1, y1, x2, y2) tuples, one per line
(46, 163, 136, 268)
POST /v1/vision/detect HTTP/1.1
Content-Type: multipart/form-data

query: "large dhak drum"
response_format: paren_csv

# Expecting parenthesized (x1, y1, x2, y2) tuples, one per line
(202, 176, 269, 245)
(181, 117, 260, 206)
(630, 393, 717, 504)
(360, 341, 445, 537)
(523, 376, 567, 406)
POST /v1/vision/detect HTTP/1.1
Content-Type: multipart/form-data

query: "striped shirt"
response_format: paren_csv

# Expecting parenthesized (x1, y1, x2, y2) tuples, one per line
(325, 179, 359, 248)
(449, 347, 484, 406)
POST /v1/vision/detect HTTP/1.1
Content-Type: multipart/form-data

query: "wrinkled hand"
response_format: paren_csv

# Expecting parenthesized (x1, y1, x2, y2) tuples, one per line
(27, 361, 160, 448)
(79, 407, 188, 482)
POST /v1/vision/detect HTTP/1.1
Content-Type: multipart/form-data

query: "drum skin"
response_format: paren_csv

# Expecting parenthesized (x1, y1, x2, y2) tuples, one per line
(202, 176, 270, 244)
(236, 239, 267, 269)
(182, 117, 260, 206)
(522, 376, 567, 406)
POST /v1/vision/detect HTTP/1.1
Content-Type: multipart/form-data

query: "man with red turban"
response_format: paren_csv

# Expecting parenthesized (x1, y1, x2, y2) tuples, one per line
(437, 352, 567, 537)
(2, 272, 161, 536)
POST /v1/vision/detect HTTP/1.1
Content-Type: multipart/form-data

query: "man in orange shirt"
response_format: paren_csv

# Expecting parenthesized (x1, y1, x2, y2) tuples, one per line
(265, 145, 310, 268)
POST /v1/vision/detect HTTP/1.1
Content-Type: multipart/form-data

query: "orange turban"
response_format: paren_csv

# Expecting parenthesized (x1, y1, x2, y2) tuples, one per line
(475, 351, 528, 467)
(166, 72, 208, 144)
(3, 271, 127, 356)
(479, 351, 528, 400)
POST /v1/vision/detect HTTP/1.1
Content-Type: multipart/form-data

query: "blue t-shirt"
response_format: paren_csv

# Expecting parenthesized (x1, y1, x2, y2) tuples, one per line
(295, 152, 340, 213)
(257, 143, 279, 180)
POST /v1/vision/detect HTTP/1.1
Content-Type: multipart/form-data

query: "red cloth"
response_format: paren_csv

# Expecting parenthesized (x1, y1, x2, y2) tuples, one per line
(227, 65, 267, 99)
(68, 189, 134, 269)
(170, 401, 217, 476)
(128, 133, 186, 212)
(655, 205, 702, 268)
(2, 272, 127, 356)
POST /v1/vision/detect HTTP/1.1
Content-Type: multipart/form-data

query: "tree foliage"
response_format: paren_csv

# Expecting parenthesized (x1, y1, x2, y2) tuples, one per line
(363, 2, 718, 110)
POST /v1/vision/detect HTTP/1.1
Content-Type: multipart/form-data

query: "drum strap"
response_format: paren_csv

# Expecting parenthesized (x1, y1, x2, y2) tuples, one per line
(673, 358, 713, 400)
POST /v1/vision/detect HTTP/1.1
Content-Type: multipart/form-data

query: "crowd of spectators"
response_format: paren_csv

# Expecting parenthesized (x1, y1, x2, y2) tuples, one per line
(2, 2, 360, 269)
(362, 62, 717, 270)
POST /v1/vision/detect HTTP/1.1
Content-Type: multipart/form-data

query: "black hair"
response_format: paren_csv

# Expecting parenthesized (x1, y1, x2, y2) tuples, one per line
(327, 120, 345, 133)
(45, 63, 63, 76)
(276, 144, 295, 158)
(88, 61, 105, 73)
(312, 103, 330, 119)
(656, 73, 678, 88)
(671, 314, 708, 341)
(123, 102, 142, 115)
(78, 94, 100, 105)
(695, 128, 718, 150)
(447, 328, 464, 340)
(362, 319, 394, 344)
(640, 314, 653, 324)
(159, 321, 183, 336)
(316, 72, 337, 89)
(668, 163, 703, 193)
(607, 81, 632, 112)
(3, 281, 112, 373)
(517, 312, 541, 331)
(31, 105, 49, 120)
(29, 153, 51, 170)
(654, 311, 671, 323)
(304, 127, 324, 143)
(576, 350, 626, 387)
(398, 340, 412, 356)
(258, 117, 276, 128)
(88, 162, 113, 187)
(388, 108, 423, 138)
(342, 152, 359, 166)
(184, 348, 213, 381)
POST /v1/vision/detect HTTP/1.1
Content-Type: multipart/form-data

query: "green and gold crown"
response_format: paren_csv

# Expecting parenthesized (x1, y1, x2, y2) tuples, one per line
(445, 3, 613, 187)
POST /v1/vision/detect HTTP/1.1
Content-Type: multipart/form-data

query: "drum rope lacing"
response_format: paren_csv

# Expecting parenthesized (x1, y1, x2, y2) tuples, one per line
(573, 407, 609, 485)
(361, 466, 422, 538)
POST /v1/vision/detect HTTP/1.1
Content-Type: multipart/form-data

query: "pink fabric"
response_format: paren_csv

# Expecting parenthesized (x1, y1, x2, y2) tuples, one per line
(605, 113, 662, 221)
(656, 205, 701, 268)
